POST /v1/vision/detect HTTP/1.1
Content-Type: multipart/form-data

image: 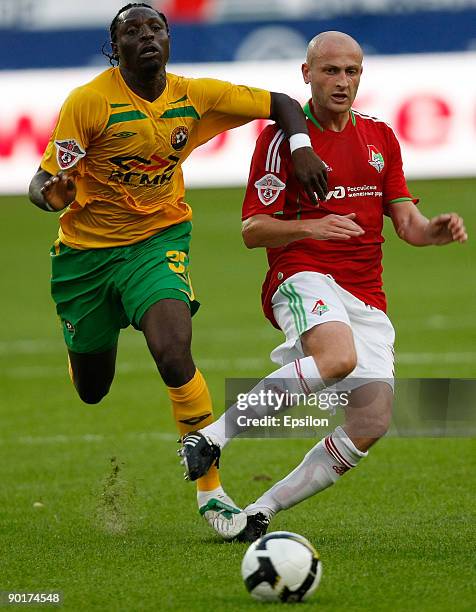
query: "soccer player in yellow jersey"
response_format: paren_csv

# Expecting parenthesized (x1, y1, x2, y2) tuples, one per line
(28, 2, 328, 539)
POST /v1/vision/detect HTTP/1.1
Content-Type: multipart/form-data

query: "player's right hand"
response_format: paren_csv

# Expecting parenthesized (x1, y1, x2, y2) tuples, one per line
(40, 171, 76, 211)
(307, 213, 364, 240)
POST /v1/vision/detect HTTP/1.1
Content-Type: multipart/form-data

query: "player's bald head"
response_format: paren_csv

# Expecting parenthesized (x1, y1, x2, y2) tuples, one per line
(306, 31, 363, 66)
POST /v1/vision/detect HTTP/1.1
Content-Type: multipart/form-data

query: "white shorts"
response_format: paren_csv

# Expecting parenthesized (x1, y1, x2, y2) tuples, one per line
(270, 272, 395, 391)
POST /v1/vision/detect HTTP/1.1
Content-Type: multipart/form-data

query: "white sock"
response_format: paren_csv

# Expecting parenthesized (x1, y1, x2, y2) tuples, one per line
(245, 426, 367, 516)
(201, 356, 324, 448)
(197, 485, 225, 508)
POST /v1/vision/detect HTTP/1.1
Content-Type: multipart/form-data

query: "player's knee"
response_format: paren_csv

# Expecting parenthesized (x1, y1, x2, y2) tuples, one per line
(151, 341, 188, 367)
(316, 351, 357, 381)
(151, 341, 193, 385)
(336, 353, 357, 379)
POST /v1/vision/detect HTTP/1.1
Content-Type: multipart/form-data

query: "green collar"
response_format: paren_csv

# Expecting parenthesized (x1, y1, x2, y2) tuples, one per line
(303, 101, 356, 130)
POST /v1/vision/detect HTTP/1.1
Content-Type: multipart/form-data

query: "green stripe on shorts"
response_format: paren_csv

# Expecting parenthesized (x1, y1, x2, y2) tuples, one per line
(288, 282, 307, 332)
(279, 283, 306, 335)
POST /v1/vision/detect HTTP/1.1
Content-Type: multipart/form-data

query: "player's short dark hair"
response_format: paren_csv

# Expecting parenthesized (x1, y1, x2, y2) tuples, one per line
(102, 3, 170, 66)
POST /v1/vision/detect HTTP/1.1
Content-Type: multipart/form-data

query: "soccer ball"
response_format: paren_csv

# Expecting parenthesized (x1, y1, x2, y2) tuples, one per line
(241, 531, 322, 603)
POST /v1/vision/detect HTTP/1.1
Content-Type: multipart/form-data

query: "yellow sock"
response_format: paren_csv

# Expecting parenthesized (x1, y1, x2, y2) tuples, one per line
(167, 369, 221, 492)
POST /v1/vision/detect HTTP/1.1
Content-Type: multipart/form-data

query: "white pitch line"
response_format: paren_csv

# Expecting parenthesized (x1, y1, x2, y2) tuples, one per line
(0, 327, 277, 356)
(1, 357, 271, 379)
(397, 352, 476, 365)
(0, 339, 61, 356)
(1, 353, 475, 380)
(394, 314, 476, 331)
(0, 431, 176, 446)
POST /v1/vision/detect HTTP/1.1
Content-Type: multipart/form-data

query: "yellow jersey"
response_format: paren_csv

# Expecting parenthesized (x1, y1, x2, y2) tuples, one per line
(41, 67, 271, 248)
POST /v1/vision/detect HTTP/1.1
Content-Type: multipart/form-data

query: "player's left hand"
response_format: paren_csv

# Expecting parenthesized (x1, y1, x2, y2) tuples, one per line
(426, 213, 468, 245)
(291, 148, 328, 204)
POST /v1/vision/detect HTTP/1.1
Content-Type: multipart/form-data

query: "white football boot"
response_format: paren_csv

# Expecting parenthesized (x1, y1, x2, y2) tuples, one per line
(198, 488, 247, 540)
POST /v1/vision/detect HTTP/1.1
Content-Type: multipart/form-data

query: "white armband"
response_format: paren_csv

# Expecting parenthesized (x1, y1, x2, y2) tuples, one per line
(289, 133, 312, 154)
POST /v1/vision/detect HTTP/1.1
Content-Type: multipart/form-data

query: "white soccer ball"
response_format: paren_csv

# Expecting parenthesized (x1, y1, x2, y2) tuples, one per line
(241, 531, 322, 603)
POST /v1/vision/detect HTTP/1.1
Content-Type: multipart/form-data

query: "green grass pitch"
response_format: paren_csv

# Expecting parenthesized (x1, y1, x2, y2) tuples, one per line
(0, 179, 475, 611)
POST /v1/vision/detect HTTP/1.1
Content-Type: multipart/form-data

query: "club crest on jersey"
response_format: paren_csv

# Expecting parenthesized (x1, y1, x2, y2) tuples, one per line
(254, 173, 286, 206)
(311, 299, 329, 316)
(54, 139, 86, 170)
(367, 145, 385, 173)
(170, 126, 189, 150)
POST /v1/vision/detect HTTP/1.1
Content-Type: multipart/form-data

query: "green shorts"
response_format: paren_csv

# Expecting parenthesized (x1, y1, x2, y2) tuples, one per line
(50, 221, 199, 354)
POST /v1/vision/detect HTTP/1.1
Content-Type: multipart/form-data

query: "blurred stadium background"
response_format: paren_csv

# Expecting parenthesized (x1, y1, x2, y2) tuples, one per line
(0, 2, 475, 610)
(1, 0, 476, 190)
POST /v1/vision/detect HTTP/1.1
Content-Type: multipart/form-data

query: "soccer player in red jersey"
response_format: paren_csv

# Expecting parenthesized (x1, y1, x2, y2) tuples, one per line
(179, 31, 468, 541)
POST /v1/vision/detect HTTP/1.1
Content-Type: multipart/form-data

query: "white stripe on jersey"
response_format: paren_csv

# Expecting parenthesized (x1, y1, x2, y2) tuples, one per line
(271, 133, 285, 173)
(352, 110, 392, 130)
(265, 129, 285, 173)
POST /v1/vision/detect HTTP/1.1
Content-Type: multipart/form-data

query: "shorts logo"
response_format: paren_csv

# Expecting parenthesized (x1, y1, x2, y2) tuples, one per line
(170, 126, 189, 150)
(311, 299, 329, 316)
(254, 173, 286, 206)
(64, 320, 75, 334)
(367, 145, 385, 173)
(54, 139, 86, 170)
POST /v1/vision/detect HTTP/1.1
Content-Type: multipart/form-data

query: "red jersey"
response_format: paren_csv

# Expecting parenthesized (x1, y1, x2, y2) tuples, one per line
(242, 101, 417, 328)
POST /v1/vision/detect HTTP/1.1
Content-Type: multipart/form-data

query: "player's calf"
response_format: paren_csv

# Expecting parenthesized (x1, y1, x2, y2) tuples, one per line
(231, 425, 368, 543)
(343, 381, 393, 452)
(68, 349, 116, 404)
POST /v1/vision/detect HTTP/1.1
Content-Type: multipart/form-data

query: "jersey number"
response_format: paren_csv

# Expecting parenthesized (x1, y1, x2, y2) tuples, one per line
(166, 250, 187, 274)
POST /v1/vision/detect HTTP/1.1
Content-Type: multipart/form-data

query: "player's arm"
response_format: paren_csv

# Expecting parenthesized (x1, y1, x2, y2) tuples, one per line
(196, 79, 328, 202)
(28, 167, 76, 212)
(389, 201, 467, 246)
(269, 92, 328, 202)
(28, 87, 107, 212)
(242, 213, 364, 249)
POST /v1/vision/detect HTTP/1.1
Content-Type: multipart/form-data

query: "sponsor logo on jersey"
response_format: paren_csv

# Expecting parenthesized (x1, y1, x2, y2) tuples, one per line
(112, 131, 137, 139)
(326, 186, 346, 200)
(254, 173, 286, 206)
(311, 299, 329, 316)
(108, 154, 179, 187)
(170, 125, 189, 150)
(367, 145, 385, 173)
(326, 184, 383, 200)
(54, 139, 86, 170)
